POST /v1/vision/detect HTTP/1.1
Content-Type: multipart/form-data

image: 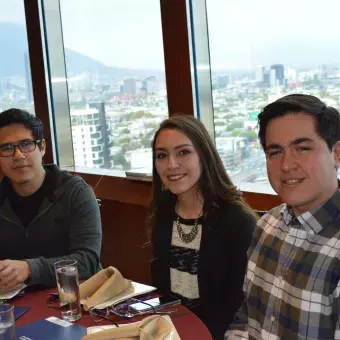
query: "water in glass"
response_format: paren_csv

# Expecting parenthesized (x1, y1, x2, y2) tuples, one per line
(55, 263, 81, 321)
(0, 322, 15, 340)
(0, 304, 15, 340)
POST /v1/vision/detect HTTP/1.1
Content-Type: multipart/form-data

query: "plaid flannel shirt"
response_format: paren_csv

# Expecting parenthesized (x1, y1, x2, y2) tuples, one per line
(225, 191, 340, 340)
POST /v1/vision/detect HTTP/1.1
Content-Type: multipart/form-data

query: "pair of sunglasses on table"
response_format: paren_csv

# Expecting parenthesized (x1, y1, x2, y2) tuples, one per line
(47, 294, 181, 325)
(90, 297, 179, 325)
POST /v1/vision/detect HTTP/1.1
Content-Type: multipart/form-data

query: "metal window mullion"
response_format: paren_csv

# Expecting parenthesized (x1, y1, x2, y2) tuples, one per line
(39, 0, 74, 167)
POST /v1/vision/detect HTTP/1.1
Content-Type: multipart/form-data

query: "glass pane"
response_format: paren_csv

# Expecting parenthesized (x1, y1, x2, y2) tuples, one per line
(0, 0, 34, 113)
(206, 0, 340, 194)
(59, 0, 168, 173)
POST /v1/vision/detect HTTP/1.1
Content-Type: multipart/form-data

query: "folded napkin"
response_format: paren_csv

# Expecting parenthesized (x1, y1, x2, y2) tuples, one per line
(82, 315, 181, 340)
(0, 283, 26, 300)
(80, 267, 131, 311)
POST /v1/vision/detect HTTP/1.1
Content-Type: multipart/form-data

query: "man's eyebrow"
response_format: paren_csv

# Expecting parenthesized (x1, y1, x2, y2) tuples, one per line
(265, 137, 315, 151)
(0, 139, 33, 147)
(155, 143, 194, 151)
(265, 143, 282, 151)
(289, 137, 315, 146)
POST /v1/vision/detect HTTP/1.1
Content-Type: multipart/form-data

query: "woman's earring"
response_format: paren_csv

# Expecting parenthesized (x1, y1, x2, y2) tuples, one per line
(161, 182, 167, 192)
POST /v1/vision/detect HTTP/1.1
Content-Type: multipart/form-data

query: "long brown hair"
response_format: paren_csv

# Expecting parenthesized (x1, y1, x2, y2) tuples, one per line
(148, 115, 257, 238)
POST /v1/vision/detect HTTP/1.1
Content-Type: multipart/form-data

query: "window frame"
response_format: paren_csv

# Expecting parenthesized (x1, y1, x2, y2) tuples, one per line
(24, 0, 54, 163)
(24, 0, 280, 211)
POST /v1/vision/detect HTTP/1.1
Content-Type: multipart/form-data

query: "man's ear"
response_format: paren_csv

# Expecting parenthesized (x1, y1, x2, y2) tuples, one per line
(40, 139, 46, 158)
(332, 141, 340, 169)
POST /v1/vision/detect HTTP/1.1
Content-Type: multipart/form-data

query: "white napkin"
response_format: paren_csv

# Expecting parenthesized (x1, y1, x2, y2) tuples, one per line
(0, 283, 26, 300)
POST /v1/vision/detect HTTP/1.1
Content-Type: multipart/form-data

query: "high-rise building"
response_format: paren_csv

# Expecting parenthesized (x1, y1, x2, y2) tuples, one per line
(215, 137, 247, 169)
(89, 102, 111, 168)
(123, 78, 137, 95)
(123, 78, 144, 96)
(270, 69, 277, 87)
(145, 76, 158, 94)
(270, 64, 285, 85)
(286, 67, 297, 83)
(136, 80, 143, 95)
(217, 75, 228, 88)
(263, 70, 270, 87)
(256, 65, 266, 82)
(71, 102, 112, 169)
(321, 64, 328, 79)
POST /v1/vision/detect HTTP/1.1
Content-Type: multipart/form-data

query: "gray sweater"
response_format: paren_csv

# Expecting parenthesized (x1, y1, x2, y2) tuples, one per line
(0, 164, 102, 286)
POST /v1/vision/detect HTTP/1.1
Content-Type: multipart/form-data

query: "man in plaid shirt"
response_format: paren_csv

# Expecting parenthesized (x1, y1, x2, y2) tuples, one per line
(226, 94, 340, 339)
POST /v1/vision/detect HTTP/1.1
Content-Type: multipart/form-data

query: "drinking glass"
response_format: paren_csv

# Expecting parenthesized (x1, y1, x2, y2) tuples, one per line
(54, 259, 82, 321)
(0, 304, 15, 340)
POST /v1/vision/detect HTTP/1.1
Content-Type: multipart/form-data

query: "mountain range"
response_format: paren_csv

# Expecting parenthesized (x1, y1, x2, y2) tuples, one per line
(0, 22, 165, 82)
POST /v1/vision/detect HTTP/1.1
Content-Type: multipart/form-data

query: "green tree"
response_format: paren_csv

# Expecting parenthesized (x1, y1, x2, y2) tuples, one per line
(120, 128, 130, 134)
(231, 130, 257, 140)
(231, 130, 243, 137)
(145, 122, 159, 129)
(126, 111, 153, 120)
(226, 121, 243, 131)
(245, 130, 257, 140)
(112, 152, 130, 169)
(118, 136, 131, 144)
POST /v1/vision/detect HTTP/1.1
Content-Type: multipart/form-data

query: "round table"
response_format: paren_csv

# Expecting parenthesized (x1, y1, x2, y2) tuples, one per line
(11, 287, 212, 339)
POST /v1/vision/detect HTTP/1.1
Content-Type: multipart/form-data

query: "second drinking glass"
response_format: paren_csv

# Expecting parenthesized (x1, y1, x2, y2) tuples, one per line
(0, 303, 15, 340)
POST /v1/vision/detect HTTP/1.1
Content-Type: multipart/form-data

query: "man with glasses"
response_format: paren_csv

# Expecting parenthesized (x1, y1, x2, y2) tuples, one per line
(0, 108, 102, 293)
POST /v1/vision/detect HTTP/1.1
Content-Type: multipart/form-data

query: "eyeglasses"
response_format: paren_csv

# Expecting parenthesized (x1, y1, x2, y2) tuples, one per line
(111, 298, 177, 318)
(88, 298, 179, 327)
(88, 298, 156, 324)
(110, 298, 159, 318)
(89, 307, 119, 326)
(0, 140, 42, 157)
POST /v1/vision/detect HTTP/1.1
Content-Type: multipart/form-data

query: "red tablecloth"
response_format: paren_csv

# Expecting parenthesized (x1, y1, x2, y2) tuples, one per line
(11, 287, 212, 339)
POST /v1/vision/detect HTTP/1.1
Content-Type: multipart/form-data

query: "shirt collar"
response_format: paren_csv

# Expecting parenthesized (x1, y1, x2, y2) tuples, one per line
(280, 190, 340, 234)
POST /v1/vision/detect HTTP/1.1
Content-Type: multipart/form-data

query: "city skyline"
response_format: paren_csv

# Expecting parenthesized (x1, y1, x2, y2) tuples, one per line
(2, 0, 340, 194)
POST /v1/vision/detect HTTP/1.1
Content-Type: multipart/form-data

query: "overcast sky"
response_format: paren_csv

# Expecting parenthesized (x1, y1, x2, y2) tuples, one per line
(2, 0, 340, 70)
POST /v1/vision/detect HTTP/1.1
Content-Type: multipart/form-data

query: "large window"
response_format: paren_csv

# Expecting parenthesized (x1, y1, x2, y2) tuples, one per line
(0, 0, 34, 113)
(206, 0, 340, 194)
(57, 0, 168, 173)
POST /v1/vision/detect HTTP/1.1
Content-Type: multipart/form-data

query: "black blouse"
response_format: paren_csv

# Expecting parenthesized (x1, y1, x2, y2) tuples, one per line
(151, 197, 256, 340)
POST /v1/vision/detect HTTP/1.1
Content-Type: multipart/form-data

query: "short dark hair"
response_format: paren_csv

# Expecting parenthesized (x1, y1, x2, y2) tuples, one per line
(258, 94, 340, 151)
(0, 108, 44, 147)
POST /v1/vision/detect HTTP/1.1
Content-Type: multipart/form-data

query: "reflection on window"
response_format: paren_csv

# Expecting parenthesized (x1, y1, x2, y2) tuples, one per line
(59, 0, 168, 172)
(0, 0, 34, 113)
(206, 0, 340, 194)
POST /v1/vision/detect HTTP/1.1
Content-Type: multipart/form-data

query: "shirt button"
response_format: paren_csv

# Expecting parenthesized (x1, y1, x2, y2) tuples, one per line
(309, 230, 315, 235)
(271, 316, 275, 322)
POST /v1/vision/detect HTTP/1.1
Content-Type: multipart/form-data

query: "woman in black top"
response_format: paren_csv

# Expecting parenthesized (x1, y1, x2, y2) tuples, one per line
(148, 115, 257, 339)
